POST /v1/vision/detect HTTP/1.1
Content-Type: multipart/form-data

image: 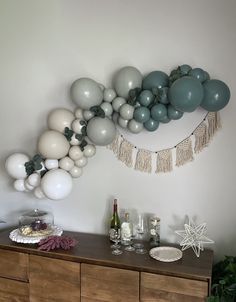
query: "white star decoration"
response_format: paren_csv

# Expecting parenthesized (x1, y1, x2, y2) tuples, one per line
(175, 220, 214, 257)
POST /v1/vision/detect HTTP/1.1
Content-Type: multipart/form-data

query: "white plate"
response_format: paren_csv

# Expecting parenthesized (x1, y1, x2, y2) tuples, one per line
(149, 246, 183, 262)
(9, 225, 63, 244)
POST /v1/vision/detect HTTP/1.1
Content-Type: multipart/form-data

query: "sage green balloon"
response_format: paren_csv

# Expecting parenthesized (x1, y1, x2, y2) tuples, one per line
(167, 105, 184, 120)
(114, 66, 142, 99)
(133, 106, 150, 123)
(128, 119, 143, 134)
(201, 79, 230, 111)
(189, 68, 207, 83)
(151, 104, 167, 121)
(119, 103, 134, 120)
(169, 76, 204, 112)
(118, 116, 129, 129)
(137, 90, 154, 107)
(159, 115, 171, 123)
(144, 118, 159, 131)
(179, 64, 192, 75)
(86, 117, 116, 146)
(143, 71, 169, 90)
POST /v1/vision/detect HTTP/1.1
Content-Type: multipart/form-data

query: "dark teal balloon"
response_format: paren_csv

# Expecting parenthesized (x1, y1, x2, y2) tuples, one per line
(159, 115, 171, 123)
(144, 118, 159, 131)
(151, 104, 167, 121)
(143, 71, 169, 90)
(159, 87, 169, 104)
(167, 105, 184, 120)
(189, 68, 207, 83)
(133, 106, 150, 123)
(168, 76, 204, 112)
(201, 79, 230, 111)
(137, 90, 154, 107)
(204, 71, 210, 81)
(179, 64, 192, 75)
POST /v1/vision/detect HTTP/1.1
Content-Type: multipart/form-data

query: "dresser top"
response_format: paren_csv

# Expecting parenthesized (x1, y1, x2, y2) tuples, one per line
(0, 228, 213, 281)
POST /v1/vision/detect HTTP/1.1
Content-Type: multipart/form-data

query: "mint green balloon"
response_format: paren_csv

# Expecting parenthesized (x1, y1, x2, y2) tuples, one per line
(137, 90, 154, 107)
(133, 106, 150, 123)
(151, 104, 167, 121)
(167, 105, 183, 120)
(169, 76, 204, 112)
(143, 71, 169, 90)
(144, 118, 159, 131)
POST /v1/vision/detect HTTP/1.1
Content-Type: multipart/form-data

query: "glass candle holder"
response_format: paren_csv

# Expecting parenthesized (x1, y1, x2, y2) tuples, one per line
(149, 216, 160, 247)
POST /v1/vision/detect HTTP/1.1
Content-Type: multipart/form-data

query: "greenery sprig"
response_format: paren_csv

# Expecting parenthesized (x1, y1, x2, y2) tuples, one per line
(127, 87, 142, 106)
(90, 106, 105, 118)
(64, 126, 88, 151)
(25, 154, 44, 176)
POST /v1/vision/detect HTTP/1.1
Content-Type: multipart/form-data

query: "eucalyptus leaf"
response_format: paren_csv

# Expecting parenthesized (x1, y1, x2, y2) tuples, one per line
(80, 139, 88, 151)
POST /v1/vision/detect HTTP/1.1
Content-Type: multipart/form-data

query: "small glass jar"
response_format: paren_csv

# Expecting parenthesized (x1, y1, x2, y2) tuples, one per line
(19, 209, 54, 237)
(149, 216, 160, 247)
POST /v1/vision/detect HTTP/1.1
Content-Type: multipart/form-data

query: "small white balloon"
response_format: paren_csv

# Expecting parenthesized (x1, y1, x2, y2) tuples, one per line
(119, 103, 134, 120)
(128, 119, 144, 134)
(69, 146, 83, 161)
(74, 108, 83, 119)
(34, 186, 46, 199)
(118, 116, 129, 128)
(69, 166, 83, 178)
(70, 133, 80, 146)
(103, 88, 117, 102)
(83, 144, 96, 158)
(27, 173, 40, 187)
(24, 180, 34, 191)
(75, 156, 88, 168)
(71, 119, 84, 134)
(59, 156, 74, 171)
(13, 179, 25, 192)
(47, 108, 74, 133)
(41, 169, 73, 200)
(112, 97, 126, 112)
(83, 110, 95, 121)
(5, 153, 30, 179)
(45, 159, 59, 170)
(100, 102, 113, 116)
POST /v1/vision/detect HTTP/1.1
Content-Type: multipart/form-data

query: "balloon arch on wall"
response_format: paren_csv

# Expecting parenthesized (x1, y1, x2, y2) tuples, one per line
(5, 65, 230, 200)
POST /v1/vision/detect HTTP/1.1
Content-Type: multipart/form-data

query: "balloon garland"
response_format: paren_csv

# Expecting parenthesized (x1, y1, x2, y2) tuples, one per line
(5, 64, 230, 200)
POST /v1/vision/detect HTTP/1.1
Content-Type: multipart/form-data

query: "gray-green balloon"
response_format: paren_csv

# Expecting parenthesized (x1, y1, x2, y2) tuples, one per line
(118, 116, 129, 128)
(144, 118, 159, 131)
(70, 78, 103, 110)
(119, 103, 134, 120)
(151, 104, 167, 121)
(167, 105, 184, 120)
(159, 115, 171, 123)
(128, 119, 143, 134)
(86, 117, 116, 146)
(114, 66, 142, 99)
(137, 90, 154, 107)
(112, 97, 126, 112)
(133, 106, 150, 123)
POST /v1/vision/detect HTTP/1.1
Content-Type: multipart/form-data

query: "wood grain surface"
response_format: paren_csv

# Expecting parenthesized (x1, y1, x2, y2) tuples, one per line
(0, 277, 29, 302)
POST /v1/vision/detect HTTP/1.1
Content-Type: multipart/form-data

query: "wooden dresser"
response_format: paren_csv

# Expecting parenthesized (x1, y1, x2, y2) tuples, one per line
(0, 228, 213, 302)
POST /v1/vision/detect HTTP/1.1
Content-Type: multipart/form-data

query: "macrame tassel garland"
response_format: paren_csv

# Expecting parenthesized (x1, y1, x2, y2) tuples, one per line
(193, 122, 209, 153)
(135, 149, 152, 173)
(207, 112, 222, 141)
(176, 137, 194, 167)
(118, 138, 134, 167)
(106, 133, 120, 156)
(156, 149, 173, 173)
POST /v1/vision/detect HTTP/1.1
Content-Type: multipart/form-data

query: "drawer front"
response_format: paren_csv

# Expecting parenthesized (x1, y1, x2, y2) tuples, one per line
(141, 272, 208, 302)
(29, 255, 80, 302)
(0, 277, 29, 302)
(81, 263, 139, 302)
(0, 249, 28, 281)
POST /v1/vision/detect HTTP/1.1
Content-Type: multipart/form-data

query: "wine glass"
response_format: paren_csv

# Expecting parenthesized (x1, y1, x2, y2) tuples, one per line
(133, 213, 147, 254)
(111, 229, 123, 255)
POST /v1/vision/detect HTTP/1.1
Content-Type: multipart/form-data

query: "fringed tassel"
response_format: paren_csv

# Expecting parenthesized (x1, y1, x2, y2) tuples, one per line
(207, 112, 222, 141)
(118, 138, 134, 167)
(135, 149, 152, 173)
(193, 122, 209, 153)
(156, 149, 173, 173)
(176, 137, 194, 167)
(106, 133, 120, 156)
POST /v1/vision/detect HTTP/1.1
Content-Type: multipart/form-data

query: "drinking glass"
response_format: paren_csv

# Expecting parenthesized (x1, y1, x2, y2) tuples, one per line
(111, 229, 123, 255)
(133, 213, 147, 254)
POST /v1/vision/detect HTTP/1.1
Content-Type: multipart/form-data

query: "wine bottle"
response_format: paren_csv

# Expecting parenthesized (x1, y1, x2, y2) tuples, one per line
(109, 199, 121, 242)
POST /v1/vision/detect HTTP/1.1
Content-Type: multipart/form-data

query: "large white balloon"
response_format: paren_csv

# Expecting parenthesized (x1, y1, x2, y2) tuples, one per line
(70, 78, 103, 110)
(41, 169, 72, 200)
(59, 156, 74, 171)
(13, 179, 26, 192)
(47, 108, 75, 133)
(5, 153, 29, 179)
(38, 130, 70, 159)
(87, 117, 116, 146)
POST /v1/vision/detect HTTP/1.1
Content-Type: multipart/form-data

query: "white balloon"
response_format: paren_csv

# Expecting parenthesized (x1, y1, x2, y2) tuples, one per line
(13, 179, 25, 192)
(70, 133, 80, 146)
(47, 108, 74, 133)
(59, 156, 74, 171)
(119, 103, 134, 120)
(71, 119, 84, 134)
(118, 116, 129, 128)
(83, 110, 95, 121)
(38, 130, 70, 159)
(5, 153, 29, 179)
(41, 169, 73, 200)
(75, 156, 88, 168)
(27, 173, 40, 187)
(69, 146, 83, 161)
(83, 144, 96, 157)
(69, 166, 83, 178)
(103, 88, 117, 102)
(24, 180, 34, 191)
(34, 186, 46, 199)
(100, 102, 113, 116)
(44, 159, 59, 170)
(112, 97, 126, 112)
(74, 108, 83, 119)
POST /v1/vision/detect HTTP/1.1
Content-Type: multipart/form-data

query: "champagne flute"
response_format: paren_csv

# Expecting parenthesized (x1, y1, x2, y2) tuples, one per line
(133, 213, 147, 254)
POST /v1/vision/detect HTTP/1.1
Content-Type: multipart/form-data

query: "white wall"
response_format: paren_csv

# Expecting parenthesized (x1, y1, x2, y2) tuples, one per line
(0, 0, 236, 260)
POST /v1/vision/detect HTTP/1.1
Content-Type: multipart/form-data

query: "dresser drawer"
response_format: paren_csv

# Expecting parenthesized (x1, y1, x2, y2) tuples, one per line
(0, 249, 28, 281)
(0, 276, 29, 302)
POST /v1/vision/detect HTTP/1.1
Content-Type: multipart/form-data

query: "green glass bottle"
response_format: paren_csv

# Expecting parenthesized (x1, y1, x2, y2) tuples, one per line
(109, 199, 121, 242)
